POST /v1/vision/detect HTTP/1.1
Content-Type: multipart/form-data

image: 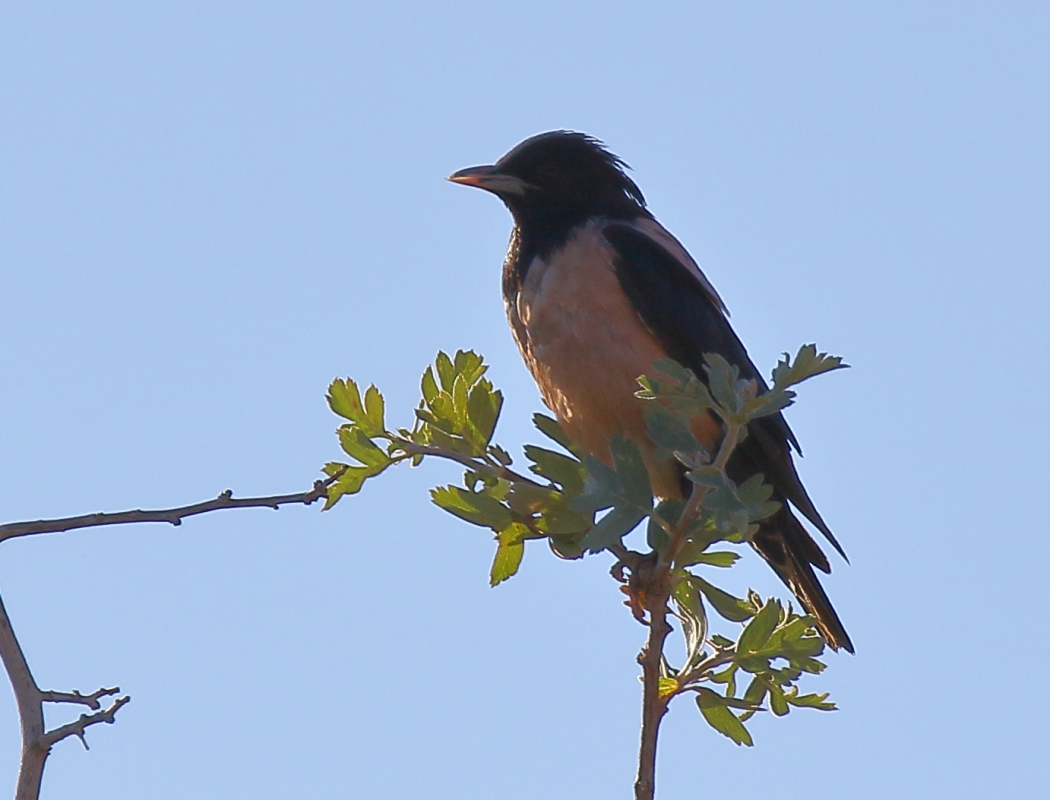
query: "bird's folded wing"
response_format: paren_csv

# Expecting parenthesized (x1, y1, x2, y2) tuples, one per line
(603, 221, 846, 561)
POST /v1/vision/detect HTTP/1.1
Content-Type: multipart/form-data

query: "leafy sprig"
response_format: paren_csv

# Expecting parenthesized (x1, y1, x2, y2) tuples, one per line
(323, 345, 846, 745)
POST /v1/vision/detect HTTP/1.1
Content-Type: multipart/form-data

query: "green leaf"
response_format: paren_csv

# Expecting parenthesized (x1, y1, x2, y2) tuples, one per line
(687, 465, 726, 488)
(453, 349, 487, 386)
(771, 344, 849, 391)
(321, 466, 371, 510)
(786, 690, 837, 711)
(490, 444, 513, 466)
(695, 689, 754, 747)
(435, 351, 455, 392)
(780, 634, 827, 659)
(768, 683, 789, 717)
(532, 506, 592, 535)
(736, 474, 773, 506)
(672, 573, 707, 667)
(743, 389, 795, 420)
(362, 385, 385, 434)
(452, 373, 469, 430)
(548, 532, 587, 560)
(642, 403, 700, 460)
(658, 677, 679, 699)
(738, 600, 781, 655)
(708, 665, 737, 685)
(741, 676, 769, 721)
(691, 550, 740, 568)
(610, 436, 652, 508)
(430, 485, 512, 530)
(524, 445, 585, 495)
(703, 353, 741, 415)
(467, 380, 503, 446)
(490, 523, 526, 586)
(421, 366, 440, 406)
(580, 506, 646, 553)
(789, 656, 828, 675)
(646, 515, 670, 552)
(337, 426, 390, 469)
(689, 575, 754, 622)
(327, 378, 365, 422)
(533, 413, 575, 451)
(504, 482, 557, 515)
(650, 358, 696, 385)
(637, 359, 715, 416)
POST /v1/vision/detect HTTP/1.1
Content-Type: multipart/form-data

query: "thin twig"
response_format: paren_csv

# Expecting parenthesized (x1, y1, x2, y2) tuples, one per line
(395, 442, 547, 488)
(39, 696, 132, 751)
(0, 477, 337, 544)
(38, 687, 121, 710)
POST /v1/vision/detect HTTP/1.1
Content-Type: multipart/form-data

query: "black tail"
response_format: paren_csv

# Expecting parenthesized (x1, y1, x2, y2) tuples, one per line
(751, 503, 854, 653)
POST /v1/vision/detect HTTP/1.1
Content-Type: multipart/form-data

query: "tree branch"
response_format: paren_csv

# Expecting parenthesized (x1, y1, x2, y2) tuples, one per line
(38, 696, 132, 751)
(630, 554, 672, 797)
(0, 474, 340, 799)
(0, 589, 133, 800)
(635, 421, 745, 799)
(0, 477, 337, 544)
(38, 687, 120, 709)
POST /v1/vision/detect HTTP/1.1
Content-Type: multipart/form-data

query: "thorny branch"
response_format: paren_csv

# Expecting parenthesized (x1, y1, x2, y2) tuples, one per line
(0, 475, 341, 800)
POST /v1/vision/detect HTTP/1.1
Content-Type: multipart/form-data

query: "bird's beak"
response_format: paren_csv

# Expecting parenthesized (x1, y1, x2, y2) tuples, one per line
(447, 165, 531, 197)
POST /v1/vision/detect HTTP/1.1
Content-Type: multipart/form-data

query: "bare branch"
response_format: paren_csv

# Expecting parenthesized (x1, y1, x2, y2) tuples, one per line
(39, 695, 131, 751)
(0, 474, 341, 799)
(0, 476, 337, 544)
(39, 686, 121, 710)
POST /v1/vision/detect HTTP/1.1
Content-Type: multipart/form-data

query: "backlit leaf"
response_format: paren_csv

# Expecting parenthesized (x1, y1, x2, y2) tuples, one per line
(362, 385, 385, 434)
(738, 599, 781, 655)
(327, 378, 365, 422)
(338, 426, 390, 468)
(696, 689, 753, 747)
(435, 351, 455, 392)
(430, 485, 512, 529)
(689, 575, 754, 622)
(580, 506, 646, 553)
(490, 523, 526, 585)
(533, 413, 575, 451)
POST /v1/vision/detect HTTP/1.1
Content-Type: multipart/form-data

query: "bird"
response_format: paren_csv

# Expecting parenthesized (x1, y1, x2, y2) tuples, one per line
(448, 131, 852, 653)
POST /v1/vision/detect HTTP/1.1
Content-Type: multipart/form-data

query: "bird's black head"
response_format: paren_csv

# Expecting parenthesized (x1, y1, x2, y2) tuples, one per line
(449, 131, 648, 246)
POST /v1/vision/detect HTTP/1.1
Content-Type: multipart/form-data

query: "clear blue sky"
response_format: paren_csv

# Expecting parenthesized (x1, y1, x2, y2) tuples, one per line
(1, 2, 1048, 797)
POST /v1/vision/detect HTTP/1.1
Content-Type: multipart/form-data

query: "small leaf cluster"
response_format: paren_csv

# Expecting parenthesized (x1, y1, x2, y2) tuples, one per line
(323, 378, 393, 507)
(638, 344, 846, 430)
(433, 412, 599, 584)
(321, 345, 846, 746)
(669, 594, 836, 747)
(323, 351, 506, 511)
(323, 351, 598, 585)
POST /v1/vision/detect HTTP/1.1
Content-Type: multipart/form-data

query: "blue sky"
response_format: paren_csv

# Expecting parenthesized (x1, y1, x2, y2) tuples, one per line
(1, 2, 1048, 797)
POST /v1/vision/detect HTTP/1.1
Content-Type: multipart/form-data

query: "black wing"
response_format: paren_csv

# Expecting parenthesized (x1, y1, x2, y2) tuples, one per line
(604, 221, 852, 651)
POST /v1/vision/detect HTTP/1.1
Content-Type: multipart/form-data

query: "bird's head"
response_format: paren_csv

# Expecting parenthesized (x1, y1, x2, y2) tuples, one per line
(449, 131, 647, 234)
